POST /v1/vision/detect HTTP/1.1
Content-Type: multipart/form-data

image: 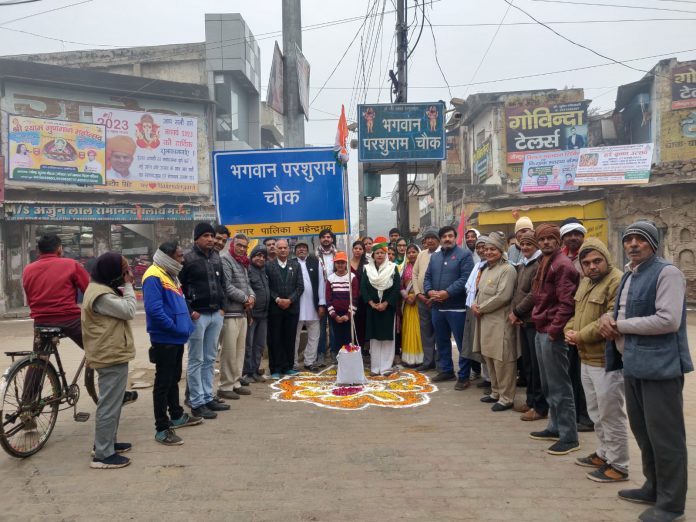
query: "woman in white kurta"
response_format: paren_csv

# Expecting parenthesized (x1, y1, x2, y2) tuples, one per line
(472, 232, 519, 411)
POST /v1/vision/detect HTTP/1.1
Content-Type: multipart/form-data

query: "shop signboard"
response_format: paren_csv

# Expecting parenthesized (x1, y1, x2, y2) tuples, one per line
(92, 107, 198, 193)
(520, 150, 580, 193)
(672, 61, 696, 110)
(8, 115, 106, 185)
(3, 202, 214, 221)
(505, 101, 588, 164)
(357, 102, 446, 162)
(214, 147, 346, 238)
(661, 109, 696, 162)
(473, 137, 492, 183)
(574, 143, 654, 186)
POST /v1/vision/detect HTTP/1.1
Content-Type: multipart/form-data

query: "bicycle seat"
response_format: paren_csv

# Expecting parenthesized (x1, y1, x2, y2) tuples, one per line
(34, 326, 64, 336)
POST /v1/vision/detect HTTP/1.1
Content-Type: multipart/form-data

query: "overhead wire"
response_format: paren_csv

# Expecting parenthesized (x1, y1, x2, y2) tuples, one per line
(502, 0, 669, 79)
(527, 0, 696, 14)
(461, 0, 514, 99)
(0, 0, 92, 26)
(422, 6, 452, 99)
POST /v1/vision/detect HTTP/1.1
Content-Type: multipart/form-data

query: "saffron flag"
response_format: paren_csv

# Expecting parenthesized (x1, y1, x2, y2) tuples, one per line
(334, 104, 349, 166)
(456, 208, 466, 246)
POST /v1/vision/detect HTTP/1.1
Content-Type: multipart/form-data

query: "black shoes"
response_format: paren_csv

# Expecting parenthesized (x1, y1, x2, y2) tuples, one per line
(476, 380, 491, 389)
(206, 400, 230, 411)
(491, 402, 513, 412)
(432, 372, 456, 382)
(191, 405, 217, 419)
(546, 440, 580, 455)
(480, 395, 497, 404)
(618, 488, 657, 505)
(529, 429, 560, 441)
(454, 378, 470, 390)
(123, 391, 138, 406)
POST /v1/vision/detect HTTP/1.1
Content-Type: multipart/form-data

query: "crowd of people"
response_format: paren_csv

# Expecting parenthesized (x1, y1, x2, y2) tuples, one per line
(20, 217, 691, 522)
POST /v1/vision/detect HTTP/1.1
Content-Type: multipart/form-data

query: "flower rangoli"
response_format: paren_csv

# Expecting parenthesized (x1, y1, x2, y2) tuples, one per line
(270, 368, 437, 410)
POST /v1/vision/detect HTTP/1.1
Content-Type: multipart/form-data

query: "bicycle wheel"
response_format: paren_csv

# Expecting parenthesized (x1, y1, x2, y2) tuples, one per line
(0, 358, 60, 458)
(84, 366, 98, 405)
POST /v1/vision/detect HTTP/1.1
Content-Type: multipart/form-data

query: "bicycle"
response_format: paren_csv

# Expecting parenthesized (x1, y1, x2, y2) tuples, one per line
(0, 326, 98, 458)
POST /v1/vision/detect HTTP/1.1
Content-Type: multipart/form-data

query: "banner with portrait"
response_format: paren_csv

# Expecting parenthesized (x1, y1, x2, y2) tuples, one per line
(8, 115, 106, 185)
(520, 150, 580, 193)
(574, 143, 653, 186)
(505, 101, 588, 164)
(92, 107, 198, 193)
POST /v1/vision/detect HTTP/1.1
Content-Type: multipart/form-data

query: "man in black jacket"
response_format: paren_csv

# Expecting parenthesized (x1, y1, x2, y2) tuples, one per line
(265, 239, 304, 378)
(293, 242, 325, 372)
(179, 223, 230, 420)
(243, 246, 270, 382)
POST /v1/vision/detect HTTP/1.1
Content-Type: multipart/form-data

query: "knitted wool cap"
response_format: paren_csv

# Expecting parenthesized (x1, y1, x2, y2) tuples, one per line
(622, 220, 659, 252)
(514, 216, 534, 234)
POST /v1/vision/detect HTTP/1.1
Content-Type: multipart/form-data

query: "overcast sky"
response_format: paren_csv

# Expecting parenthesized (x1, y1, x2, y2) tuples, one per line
(1, 0, 694, 233)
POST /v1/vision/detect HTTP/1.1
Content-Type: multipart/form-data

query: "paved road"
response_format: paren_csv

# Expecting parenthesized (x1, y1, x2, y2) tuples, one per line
(0, 315, 693, 521)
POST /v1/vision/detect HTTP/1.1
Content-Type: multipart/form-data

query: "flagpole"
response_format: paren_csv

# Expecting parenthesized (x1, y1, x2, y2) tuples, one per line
(341, 162, 355, 345)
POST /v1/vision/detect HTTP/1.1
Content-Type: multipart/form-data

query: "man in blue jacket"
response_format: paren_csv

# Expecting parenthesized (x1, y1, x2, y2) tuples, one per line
(143, 241, 202, 446)
(424, 225, 475, 388)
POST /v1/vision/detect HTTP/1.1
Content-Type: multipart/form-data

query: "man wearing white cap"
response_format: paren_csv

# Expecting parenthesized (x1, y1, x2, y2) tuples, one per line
(510, 217, 533, 266)
(560, 217, 587, 273)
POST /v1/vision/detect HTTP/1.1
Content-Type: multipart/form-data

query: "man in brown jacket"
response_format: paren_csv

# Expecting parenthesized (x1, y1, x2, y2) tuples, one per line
(509, 230, 547, 421)
(565, 238, 628, 483)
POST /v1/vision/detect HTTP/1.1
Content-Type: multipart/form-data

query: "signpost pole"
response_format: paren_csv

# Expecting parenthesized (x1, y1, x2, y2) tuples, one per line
(282, 0, 305, 147)
(396, 0, 409, 234)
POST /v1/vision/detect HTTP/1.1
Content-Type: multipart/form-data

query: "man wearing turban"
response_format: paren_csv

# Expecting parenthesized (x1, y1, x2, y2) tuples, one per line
(106, 136, 137, 180)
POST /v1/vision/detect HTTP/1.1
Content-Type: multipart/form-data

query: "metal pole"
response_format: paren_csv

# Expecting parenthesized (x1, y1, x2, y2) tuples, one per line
(282, 0, 305, 147)
(358, 163, 367, 237)
(396, 0, 408, 234)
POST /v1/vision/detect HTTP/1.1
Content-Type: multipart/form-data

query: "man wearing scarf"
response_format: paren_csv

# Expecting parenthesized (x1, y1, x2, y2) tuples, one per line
(219, 233, 255, 400)
(362, 237, 401, 375)
(529, 223, 580, 456)
(143, 242, 200, 447)
(294, 241, 326, 371)
(82, 253, 136, 469)
(316, 228, 337, 365)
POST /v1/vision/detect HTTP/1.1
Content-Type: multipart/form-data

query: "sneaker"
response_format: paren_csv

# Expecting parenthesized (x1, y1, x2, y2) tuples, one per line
(470, 371, 480, 381)
(123, 391, 138, 406)
(432, 372, 456, 382)
(521, 409, 548, 422)
(191, 405, 217, 419)
(170, 413, 203, 429)
(270, 373, 282, 379)
(618, 488, 657, 505)
(285, 369, 299, 376)
(234, 386, 251, 396)
(90, 442, 132, 457)
(155, 429, 183, 446)
(546, 440, 580, 455)
(529, 429, 560, 441)
(575, 452, 607, 468)
(90, 453, 131, 469)
(637, 507, 684, 522)
(206, 400, 230, 411)
(218, 390, 240, 400)
(454, 378, 470, 390)
(587, 463, 629, 483)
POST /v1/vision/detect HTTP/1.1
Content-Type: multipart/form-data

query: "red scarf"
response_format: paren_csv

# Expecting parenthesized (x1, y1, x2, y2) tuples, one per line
(229, 244, 250, 268)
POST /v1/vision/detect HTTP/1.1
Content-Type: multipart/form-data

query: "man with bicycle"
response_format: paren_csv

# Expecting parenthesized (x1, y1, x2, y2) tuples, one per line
(23, 234, 90, 348)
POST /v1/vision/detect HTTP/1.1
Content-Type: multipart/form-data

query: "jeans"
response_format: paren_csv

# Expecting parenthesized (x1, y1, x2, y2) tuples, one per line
(94, 363, 128, 460)
(431, 308, 471, 380)
(417, 302, 437, 368)
(219, 316, 248, 391)
(151, 344, 185, 433)
(243, 317, 267, 376)
(625, 376, 687, 513)
(581, 364, 629, 473)
(535, 332, 577, 443)
(520, 324, 548, 415)
(187, 311, 224, 409)
(569, 344, 592, 426)
(317, 314, 336, 355)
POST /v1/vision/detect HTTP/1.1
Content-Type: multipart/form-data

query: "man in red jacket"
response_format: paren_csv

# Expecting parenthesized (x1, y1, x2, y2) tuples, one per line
(22, 234, 90, 347)
(528, 223, 580, 456)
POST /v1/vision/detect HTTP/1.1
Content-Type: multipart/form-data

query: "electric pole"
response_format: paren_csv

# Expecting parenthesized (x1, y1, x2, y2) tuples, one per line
(282, 0, 305, 147)
(395, 0, 409, 235)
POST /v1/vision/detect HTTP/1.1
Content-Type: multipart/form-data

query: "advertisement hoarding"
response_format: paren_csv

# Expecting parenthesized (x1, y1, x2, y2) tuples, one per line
(574, 143, 654, 186)
(672, 61, 696, 110)
(520, 149, 580, 193)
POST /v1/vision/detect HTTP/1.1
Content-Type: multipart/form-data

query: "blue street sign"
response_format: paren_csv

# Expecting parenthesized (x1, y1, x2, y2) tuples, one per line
(357, 102, 446, 163)
(213, 147, 347, 238)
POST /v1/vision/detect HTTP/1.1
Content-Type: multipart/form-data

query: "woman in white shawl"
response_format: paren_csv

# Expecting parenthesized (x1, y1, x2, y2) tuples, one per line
(361, 236, 401, 376)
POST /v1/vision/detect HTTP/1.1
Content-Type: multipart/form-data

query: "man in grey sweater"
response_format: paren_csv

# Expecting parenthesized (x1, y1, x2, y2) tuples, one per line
(600, 220, 692, 522)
